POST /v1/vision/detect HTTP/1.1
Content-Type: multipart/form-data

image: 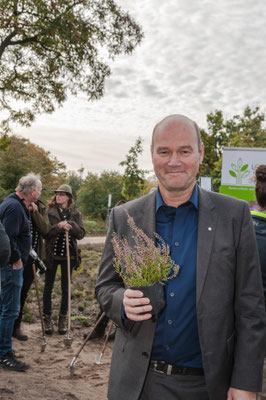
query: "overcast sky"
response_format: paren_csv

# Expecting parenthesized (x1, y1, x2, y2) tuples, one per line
(16, 0, 266, 176)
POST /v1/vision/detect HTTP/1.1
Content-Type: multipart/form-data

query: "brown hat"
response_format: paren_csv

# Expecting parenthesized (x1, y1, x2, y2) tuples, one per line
(54, 184, 73, 197)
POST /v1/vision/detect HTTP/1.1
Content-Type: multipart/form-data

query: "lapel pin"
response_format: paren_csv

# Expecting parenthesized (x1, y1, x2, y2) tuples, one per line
(208, 227, 212, 231)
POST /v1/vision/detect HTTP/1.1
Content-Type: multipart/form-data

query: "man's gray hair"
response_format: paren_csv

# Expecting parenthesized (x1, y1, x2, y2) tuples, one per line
(16, 173, 41, 195)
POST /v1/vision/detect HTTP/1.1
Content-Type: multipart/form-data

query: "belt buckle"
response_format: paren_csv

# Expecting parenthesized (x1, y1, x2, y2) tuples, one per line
(154, 361, 164, 374)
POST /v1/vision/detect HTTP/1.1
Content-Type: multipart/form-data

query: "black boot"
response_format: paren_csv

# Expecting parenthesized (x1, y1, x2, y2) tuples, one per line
(43, 314, 54, 335)
(13, 327, 28, 341)
(58, 314, 67, 335)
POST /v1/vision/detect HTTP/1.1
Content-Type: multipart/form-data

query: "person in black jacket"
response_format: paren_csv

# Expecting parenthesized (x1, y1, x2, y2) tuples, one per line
(43, 184, 85, 335)
(251, 165, 266, 316)
(0, 173, 42, 372)
(0, 222, 10, 268)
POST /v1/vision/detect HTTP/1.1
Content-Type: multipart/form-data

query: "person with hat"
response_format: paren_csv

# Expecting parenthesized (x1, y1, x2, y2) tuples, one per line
(42, 184, 85, 335)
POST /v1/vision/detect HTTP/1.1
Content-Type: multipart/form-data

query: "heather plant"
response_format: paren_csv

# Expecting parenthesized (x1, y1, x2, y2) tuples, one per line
(112, 213, 179, 287)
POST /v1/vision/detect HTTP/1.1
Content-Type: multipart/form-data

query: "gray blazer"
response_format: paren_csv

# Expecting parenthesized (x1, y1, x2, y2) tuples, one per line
(95, 187, 266, 400)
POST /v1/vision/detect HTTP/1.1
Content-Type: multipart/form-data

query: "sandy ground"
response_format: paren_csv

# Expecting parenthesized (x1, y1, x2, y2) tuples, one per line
(0, 240, 112, 400)
(0, 322, 113, 400)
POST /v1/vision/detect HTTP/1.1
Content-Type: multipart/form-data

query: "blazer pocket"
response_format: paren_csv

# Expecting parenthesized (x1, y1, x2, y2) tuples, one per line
(115, 328, 128, 352)
(226, 331, 235, 356)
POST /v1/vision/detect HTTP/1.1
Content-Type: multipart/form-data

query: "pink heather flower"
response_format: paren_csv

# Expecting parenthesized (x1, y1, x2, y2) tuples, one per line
(112, 211, 179, 287)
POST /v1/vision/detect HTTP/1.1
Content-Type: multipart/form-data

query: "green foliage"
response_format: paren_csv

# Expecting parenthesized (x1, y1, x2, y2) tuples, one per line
(0, 135, 66, 201)
(0, 0, 143, 133)
(83, 218, 106, 234)
(67, 171, 83, 201)
(199, 107, 266, 191)
(119, 137, 148, 201)
(22, 304, 33, 323)
(77, 170, 123, 220)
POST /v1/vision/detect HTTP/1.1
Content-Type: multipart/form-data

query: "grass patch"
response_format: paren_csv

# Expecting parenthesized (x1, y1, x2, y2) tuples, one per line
(83, 219, 107, 235)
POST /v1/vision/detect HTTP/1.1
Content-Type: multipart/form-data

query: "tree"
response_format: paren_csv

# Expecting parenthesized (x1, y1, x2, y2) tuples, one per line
(77, 170, 123, 220)
(199, 107, 266, 191)
(0, 134, 66, 201)
(67, 171, 83, 201)
(0, 0, 143, 133)
(119, 137, 148, 201)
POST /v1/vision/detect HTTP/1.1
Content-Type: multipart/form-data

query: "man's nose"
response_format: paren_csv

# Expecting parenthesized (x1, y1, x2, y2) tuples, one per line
(168, 154, 182, 166)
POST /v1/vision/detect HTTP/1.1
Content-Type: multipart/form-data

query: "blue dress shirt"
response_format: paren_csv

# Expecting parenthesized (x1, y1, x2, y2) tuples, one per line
(151, 185, 202, 368)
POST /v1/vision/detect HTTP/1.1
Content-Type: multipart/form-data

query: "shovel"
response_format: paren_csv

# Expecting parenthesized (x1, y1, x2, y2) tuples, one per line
(69, 311, 106, 377)
(94, 320, 114, 364)
(64, 230, 73, 348)
(32, 262, 47, 352)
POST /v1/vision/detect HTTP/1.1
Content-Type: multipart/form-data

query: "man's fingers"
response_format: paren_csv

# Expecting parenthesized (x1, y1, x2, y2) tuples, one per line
(124, 289, 145, 298)
(126, 311, 152, 321)
(123, 288, 153, 320)
(124, 295, 150, 307)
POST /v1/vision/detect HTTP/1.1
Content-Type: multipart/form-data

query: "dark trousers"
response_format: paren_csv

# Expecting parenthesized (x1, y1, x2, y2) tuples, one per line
(13, 258, 34, 331)
(140, 368, 209, 400)
(0, 265, 23, 356)
(43, 259, 75, 316)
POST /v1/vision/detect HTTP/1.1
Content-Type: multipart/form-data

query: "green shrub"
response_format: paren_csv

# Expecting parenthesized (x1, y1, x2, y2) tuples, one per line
(83, 219, 106, 234)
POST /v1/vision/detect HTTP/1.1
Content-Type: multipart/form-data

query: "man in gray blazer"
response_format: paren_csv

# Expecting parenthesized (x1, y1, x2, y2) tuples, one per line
(96, 114, 266, 400)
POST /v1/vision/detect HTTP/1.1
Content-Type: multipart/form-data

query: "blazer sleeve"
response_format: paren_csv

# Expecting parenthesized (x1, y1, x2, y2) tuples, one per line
(95, 208, 126, 329)
(230, 202, 266, 391)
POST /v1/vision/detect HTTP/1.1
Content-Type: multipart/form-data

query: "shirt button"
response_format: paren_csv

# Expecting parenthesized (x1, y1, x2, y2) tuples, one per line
(174, 242, 179, 247)
(169, 292, 175, 297)
(168, 320, 173, 325)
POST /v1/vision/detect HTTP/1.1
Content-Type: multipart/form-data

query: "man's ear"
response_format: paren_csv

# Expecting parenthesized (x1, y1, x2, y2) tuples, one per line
(199, 143, 204, 164)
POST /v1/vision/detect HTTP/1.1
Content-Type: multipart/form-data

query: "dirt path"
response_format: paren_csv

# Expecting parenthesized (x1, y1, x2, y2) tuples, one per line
(78, 237, 106, 245)
(0, 322, 112, 400)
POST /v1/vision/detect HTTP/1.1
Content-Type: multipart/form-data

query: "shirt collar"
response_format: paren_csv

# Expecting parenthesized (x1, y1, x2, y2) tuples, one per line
(156, 184, 199, 212)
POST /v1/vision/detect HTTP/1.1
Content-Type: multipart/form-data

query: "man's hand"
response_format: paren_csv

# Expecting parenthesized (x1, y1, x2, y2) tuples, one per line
(58, 221, 72, 231)
(13, 259, 23, 270)
(227, 388, 256, 399)
(28, 202, 38, 212)
(123, 289, 152, 321)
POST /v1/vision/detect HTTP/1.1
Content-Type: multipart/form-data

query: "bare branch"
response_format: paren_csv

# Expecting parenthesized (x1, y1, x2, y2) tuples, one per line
(0, 31, 17, 59)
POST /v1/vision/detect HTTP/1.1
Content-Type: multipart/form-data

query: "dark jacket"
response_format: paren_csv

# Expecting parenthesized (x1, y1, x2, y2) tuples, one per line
(0, 222, 11, 268)
(251, 211, 266, 307)
(0, 193, 31, 264)
(96, 188, 266, 400)
(45, 204, 85, 268)
(31, 200, 51, 260)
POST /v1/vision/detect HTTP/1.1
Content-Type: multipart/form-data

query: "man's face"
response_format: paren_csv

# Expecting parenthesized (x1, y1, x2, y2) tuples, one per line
(151, 119, 204, 196)
(31, 183, 42, 203)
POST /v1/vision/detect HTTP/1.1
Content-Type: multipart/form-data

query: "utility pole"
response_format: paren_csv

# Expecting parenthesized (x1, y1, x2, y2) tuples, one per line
(107, 194, 112, 225)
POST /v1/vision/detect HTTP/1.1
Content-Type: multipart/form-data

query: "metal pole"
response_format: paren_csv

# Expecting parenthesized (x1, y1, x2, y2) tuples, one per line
(32, 262, 47, 352)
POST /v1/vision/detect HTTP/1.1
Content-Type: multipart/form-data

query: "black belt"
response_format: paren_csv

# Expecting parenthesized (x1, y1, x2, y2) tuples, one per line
(150, 360, 204, 376)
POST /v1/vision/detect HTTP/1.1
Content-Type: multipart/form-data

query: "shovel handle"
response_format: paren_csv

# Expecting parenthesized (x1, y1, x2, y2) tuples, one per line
(32, 262, 45, 338)
(100, 320, 114, 356)
(65, 230, 71, 333)
(73, 312, 107, 360)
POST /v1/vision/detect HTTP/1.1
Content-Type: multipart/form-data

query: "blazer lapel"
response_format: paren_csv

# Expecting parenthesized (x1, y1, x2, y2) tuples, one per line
(134, 191, 157, 241)
(196, 188, 217, 305)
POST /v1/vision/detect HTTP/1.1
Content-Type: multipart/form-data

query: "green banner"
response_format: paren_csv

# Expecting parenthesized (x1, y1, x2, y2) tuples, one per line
(220, 185, 255, 201)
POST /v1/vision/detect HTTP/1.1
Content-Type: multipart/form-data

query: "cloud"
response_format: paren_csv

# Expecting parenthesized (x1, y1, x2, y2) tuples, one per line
(14, 0, 266, 174)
